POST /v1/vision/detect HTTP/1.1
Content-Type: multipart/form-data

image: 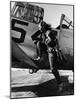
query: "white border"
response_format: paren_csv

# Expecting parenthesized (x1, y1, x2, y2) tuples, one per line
(0, 0, 75, 100)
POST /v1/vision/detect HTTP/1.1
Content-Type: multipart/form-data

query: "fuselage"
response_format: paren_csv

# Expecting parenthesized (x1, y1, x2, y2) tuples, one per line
(11, 2, 74, 70)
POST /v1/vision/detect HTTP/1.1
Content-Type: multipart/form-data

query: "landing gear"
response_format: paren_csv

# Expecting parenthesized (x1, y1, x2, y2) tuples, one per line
(29, 68, 38, 74)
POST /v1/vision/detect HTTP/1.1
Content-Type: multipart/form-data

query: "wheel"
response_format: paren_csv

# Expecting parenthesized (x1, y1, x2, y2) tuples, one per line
(33, 68, 38, 73)
(29, 69, 34, 74)
(29, 68, 38, 74)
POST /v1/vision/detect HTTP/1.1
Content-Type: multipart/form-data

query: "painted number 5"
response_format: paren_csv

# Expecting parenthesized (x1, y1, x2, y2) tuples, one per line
(11, 19, 29, 43)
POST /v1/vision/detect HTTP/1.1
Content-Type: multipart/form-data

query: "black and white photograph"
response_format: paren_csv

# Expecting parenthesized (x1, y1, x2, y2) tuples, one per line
(10, 1, 74, 99)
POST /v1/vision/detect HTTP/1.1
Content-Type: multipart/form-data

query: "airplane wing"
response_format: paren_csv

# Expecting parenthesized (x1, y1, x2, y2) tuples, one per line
(12, 39, 38, 68)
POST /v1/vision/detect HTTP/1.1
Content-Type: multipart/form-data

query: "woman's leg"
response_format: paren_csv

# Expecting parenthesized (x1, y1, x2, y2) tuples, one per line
(48, 53, 61, 84)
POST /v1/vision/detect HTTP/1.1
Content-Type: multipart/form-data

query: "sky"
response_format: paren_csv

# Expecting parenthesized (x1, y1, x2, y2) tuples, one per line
(11, 2, 73, 27)
(30, 3, 73, 27)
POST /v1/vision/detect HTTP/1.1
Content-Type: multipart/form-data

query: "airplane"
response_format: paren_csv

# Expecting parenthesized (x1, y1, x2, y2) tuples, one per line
(56, 14, 74, 70)
(11, 2, 74, 73)
(11, 2, 44, 73)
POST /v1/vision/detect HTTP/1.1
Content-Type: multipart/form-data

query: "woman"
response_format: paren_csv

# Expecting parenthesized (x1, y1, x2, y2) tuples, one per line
(45, 29, 64, 93)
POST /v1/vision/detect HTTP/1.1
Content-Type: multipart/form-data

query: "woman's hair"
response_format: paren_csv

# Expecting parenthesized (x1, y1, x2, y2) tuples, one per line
(41, 21, 51, 31)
